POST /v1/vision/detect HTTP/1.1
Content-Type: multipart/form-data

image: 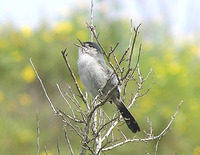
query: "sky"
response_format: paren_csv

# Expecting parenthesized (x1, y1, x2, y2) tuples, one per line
(0, 0, 200, 39)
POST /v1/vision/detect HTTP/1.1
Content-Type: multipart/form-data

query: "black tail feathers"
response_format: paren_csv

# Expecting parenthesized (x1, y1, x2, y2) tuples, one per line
(115, 100, 140, 133)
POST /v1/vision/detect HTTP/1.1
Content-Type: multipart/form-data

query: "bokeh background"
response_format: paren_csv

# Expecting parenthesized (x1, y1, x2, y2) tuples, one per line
(0, 0, 200, 154)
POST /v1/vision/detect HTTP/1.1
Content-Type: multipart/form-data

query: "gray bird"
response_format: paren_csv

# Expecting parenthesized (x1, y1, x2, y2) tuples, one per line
(77, 39, 140, 133)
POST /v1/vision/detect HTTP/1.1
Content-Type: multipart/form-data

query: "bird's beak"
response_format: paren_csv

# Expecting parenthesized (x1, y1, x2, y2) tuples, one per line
(77, 38, 85, 47)
(75, 38, 85, 48)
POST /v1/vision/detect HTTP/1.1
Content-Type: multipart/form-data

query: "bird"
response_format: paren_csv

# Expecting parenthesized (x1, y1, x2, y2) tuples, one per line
(77, 39, 140, 133)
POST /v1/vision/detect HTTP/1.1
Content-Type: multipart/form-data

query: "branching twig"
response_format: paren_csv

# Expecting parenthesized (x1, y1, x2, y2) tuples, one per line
(87, 24, 121, 84)
(128, 24, 142, 71)
(102, 100, 183, 151)
(61, 49, 89, 110)
(57, 84, 75, 118)
(32, 0, 183, 153)
(30, 58, 84, 138)
(155, 136, 162, 155)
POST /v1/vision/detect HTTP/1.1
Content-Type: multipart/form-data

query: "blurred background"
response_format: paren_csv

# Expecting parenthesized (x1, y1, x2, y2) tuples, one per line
(0, 0, 200, 154)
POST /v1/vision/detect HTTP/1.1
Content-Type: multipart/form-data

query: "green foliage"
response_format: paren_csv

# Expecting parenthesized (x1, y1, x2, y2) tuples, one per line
(0, 11, 200, 155)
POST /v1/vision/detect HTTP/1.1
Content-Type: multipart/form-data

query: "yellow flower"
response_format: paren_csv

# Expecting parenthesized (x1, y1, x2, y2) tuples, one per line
(163, 53, 175, 62)
(0, 91, 4, 103)
(140, 96, 154, 114)
(156, 65, 166, 76)
(41, 151, 52, 155)
(21, 26, 32, 37)
(0, 39, 8, 50)
(160, 106, 173, 118)
(21, 66, 35, 83)
(177, 70, 189, 87)
(53, 21, 73, 34)
(11, 50, 23, 62)
(189, 98, 200, 114)
(42, 31, 53, 42)
(167, 62, 181, 75)
(18, 129, 34, 143)
(19, 94, 32, 106)
(190, 44, 200, 56)
(193, 146, 200, 155)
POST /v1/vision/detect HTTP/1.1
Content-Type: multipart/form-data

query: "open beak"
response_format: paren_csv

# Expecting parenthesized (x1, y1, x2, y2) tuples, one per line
(77, 38, 85, 47)
(74, 38, 85, 48)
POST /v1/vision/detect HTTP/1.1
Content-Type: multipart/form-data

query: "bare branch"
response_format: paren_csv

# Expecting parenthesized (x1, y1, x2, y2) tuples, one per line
(137, 68, 154, 98)
(64, 126, 74, 155)
(61, 49, 89, 109)
(119, 19, 133, 66)
(146, 117, 153, 137)
(128, 24, 141, 70)
(57, 84, 75, 118)
(30, 58, 57, 114)
(101, 116, 121, 142)
(122, 43, 142, 81)
(57, 138, 61, 155)
(58, 109, 84, 123)
(36, 109, 40, 155)
(155, 136, 162, 155)
(156, 100, 183, 138)
(88, 84, 119, 119)
(88, 25, 121, 85)
(30, 58, 86, 143)
(60, 113, 84, 139)
(32, 2, 183, 152)
(64, 84, 87, 121)
(90, 0, 94, 42)
(110, 43, 123, 75)
(87, 23, 107, 57)
(102, 100, 183, 151)
(108, 42, 119, 58)
(44, 146, 48, 155)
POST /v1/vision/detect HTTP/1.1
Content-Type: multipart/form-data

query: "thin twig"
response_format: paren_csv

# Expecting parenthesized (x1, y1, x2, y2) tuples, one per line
(64, 126, 74, 155)
(110, 43, 123, 75)
(61, 49, 89, 109)
(155, 136, 162, 155)
(127, 24, 141, 72)
(90, 0, 94, 42)
(57, 84, 75, 118)
(156, 100, 183, 138)
(87, 23, 122, 87)
(88, 84, 118, 119)
(57, 138, 61, 155)
(44, 146, 48, 155)
(36, 109, 40, 155)
(58, 109, 84, 123)
(60, 113, 83, 138)
(102, 100, 183, 151)
(64, 84, 87, 120)
(30, 58, 57, 114)
(119, 20, 134, 66)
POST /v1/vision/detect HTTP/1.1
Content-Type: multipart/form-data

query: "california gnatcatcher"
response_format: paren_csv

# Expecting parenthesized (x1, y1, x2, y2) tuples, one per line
(77, 39, 140, 133)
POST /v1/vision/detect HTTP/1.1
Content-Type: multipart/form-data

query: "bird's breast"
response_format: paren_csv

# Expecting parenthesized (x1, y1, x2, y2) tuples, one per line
(77, 54, 108, 97)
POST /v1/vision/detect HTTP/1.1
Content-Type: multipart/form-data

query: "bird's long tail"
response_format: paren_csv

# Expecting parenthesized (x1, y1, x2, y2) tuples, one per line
(114, 99, 140, 133)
